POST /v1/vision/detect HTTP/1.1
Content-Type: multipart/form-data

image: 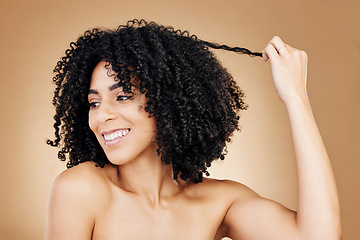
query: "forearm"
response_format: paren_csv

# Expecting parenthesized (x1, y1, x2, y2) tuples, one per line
(285, 96, 341, 240)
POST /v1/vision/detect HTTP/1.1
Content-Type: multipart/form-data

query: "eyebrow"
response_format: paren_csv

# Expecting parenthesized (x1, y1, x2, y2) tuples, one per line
(88, 83, 122, 95)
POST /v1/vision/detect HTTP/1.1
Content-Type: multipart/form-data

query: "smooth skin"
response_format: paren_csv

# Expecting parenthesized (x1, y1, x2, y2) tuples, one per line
(46, 37, 342, 240)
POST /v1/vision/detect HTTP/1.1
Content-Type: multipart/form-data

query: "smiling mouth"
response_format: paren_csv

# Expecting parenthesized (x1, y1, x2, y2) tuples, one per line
(102, 129, 130, 145)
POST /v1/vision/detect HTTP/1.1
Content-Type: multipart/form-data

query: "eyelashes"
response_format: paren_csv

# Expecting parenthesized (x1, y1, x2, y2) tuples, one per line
(89, 92, 134, 109)
(116, 92, 134, 101)
(89, 102, 100, 109)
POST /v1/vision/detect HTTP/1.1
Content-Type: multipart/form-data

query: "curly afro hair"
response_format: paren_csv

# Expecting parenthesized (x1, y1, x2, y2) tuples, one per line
(47, 19, 262, 183)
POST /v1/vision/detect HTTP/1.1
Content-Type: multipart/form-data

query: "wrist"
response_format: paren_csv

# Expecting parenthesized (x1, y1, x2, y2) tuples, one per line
(282, 92, 311, 112)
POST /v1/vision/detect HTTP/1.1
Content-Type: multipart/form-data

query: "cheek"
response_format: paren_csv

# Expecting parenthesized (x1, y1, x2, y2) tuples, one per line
(88, 112, 96, 133)
(142, 116, 157, 140)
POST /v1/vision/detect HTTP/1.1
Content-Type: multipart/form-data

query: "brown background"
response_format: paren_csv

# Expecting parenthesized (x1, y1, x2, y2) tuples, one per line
(0, 0, 359, 239)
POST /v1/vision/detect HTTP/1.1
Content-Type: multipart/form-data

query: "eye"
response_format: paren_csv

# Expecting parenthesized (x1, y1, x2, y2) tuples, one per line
(116, 93, 134, 101)
(89, 101, 100, 109)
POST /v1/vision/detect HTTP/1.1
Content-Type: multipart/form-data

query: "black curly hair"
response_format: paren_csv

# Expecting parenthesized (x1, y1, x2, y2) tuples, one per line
(47, 19, 262, 183)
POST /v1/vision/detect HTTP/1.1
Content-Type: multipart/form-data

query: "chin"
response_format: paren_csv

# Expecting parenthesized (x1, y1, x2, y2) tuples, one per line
(103, 151, 132, 166)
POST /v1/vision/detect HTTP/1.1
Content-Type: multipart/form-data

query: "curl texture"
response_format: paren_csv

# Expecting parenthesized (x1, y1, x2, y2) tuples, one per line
(47, 19, 261, 182)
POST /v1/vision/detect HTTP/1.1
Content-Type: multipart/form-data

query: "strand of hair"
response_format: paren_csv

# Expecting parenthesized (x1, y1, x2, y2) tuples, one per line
(199, 40, 262, 57)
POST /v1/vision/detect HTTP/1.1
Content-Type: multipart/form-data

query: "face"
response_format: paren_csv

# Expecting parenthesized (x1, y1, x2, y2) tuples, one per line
(88, 62, 157, 165)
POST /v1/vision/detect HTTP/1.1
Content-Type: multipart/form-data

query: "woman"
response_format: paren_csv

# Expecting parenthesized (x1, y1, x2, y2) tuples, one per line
(46, 19, 342, 240)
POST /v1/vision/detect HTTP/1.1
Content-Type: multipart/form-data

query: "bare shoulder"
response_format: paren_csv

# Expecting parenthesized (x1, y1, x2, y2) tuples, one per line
(45, 162, 111, 239)
(206, 179, 298, 239)
(182, 179, 266, 239)
(52, 161, 111, 198)
(49, 161, 113, 213)
(55, 161, 109, 182)
(188, 178, 258, 201)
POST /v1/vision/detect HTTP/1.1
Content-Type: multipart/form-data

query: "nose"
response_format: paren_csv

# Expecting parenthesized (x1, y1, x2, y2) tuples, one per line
(97, 102, 117, 122)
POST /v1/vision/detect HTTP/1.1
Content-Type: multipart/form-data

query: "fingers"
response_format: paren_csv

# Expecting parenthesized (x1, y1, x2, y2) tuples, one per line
(262, 43, 279, 62)
(270, 36, 289, 54)
(261, 36, 309, 103)
(262, 36, 289, 61)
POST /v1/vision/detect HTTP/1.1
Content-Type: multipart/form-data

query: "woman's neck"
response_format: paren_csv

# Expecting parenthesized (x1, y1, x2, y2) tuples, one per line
(111, 151, 183, 207)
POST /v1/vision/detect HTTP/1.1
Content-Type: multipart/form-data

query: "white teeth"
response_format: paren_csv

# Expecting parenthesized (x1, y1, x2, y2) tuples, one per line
(103, 129, 130, 141)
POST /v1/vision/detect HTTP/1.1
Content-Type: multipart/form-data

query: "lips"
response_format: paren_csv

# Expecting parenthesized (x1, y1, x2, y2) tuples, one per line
(102, 129, 130, 146)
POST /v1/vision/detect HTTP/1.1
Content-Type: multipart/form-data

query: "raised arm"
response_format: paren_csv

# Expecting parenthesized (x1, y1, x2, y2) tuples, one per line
(223, 36, 342, 240)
